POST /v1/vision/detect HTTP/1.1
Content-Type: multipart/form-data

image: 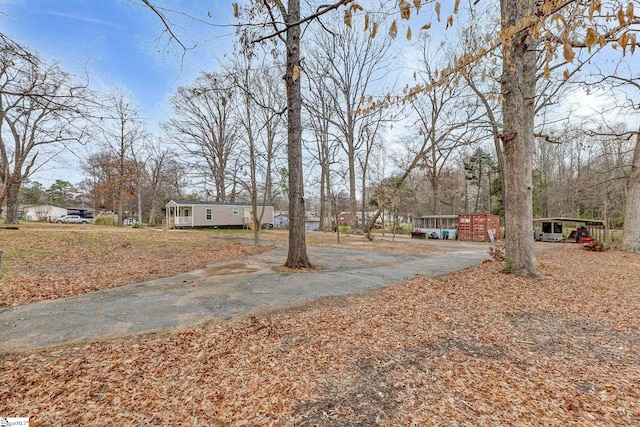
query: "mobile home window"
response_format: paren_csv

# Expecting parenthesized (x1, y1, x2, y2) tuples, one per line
(233, 207, 239, 215)
(206, 209, 212, 220)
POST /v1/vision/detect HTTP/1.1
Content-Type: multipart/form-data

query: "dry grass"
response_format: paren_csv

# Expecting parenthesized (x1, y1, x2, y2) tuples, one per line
(0, 224, 273, 307)
(0, 226, 436, 308)
(1, 225, 639, 425)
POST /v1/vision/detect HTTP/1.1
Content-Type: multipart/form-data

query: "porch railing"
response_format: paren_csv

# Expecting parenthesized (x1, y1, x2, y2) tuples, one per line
(173, 216, 193, 226)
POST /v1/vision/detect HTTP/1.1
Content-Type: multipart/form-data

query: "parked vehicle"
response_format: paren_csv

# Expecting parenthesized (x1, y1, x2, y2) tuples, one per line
(55, 215, 91, 224)
(569, 226, 594, 244)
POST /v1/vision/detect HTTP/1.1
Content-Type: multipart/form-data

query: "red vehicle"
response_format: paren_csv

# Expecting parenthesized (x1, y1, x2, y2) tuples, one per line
(573, 226, 593, 244)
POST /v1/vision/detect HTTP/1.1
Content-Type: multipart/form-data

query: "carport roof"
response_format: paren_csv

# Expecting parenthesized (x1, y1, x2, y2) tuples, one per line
(533, 217, 604, 226)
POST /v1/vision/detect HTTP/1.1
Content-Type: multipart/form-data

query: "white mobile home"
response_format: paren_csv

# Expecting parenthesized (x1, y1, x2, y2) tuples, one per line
(20, 205, 67, 222)
(165, 200, 274, 229)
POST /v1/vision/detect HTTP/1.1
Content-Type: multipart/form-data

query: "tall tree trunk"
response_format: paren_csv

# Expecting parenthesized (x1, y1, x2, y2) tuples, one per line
(464, 74, 506, 209)
(325, 164, 333, 231)
(241, 67, 262, 247)
(117, 188, 125, 227)
(500, 0, 538, 277)
(4, 181, 20, 224)
(319, 160, 327, 230)
(348, 145, 358, 228)
(621, 128, 640, 252)
(285, 0, 311, 268)
(429, 141, 442, 215)
(137, 185, 143, 224)
(475, 165, 483, 213)
(431, 171, 441, 215)
(149, 201, 157, 226)
(360, 160, 368, 231)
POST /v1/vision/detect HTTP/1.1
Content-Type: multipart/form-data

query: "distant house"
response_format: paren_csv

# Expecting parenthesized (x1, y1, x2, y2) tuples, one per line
(338, 211, 380, 226)
(273, 213, 289, 229)
(20, 205, 67, 222)
(337, 212, 351, 225)
(165, 200, 274, 229)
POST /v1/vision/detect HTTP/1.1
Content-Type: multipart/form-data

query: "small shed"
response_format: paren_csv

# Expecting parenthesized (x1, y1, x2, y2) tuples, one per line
(305, 219, 320, 231)
(273, 213, 289, 229)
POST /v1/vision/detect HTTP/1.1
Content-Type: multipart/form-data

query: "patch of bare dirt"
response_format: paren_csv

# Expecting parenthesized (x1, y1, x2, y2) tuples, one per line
(1, 246, 639, 425)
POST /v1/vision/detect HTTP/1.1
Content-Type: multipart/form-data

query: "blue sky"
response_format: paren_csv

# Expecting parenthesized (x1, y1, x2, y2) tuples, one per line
(1, 0, 236, 116)
(1, 0, 236, 184)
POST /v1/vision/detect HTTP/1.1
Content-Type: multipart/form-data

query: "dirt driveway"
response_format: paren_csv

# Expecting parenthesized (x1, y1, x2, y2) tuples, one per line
(0, 238, 493, 352)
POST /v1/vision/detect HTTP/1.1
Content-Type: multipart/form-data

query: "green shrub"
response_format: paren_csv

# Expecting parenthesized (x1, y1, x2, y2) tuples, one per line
(392, 223, 412, 234)
(607, 232, 622, 244)
(503, 256, 512, 273)
(94, 216, 116, 226)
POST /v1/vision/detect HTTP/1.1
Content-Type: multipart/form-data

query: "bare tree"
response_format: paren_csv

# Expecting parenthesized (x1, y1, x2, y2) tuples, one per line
(94, 88, 147, 226)
(582, 62, 640, 250)
(623, 128, 640, 251)
(307, 12, 394, 229)
(232, 53, 286, 245)
(411, 37, 483, 216)
(357, 120, 383, 232)
(0, 34, 88, 223)
(143, 0, 357, 267)
(250, 65, 287, 209)
(237, 0, 353, 267)
(370, 176, 416, 241)
(304, 63, 340, 232)
(81, 151, 120, 214)
(164, 72, 240, 202)
(144, 140, 186, 226)
(280, 0, 311, 267)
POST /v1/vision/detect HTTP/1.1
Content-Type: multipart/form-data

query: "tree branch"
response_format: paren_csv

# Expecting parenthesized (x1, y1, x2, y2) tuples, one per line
(251, 0, 354, 44)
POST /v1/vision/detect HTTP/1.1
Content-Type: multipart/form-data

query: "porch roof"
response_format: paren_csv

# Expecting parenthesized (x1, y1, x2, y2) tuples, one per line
(167, 200, 255, 207)
(533, 217, 604, 226)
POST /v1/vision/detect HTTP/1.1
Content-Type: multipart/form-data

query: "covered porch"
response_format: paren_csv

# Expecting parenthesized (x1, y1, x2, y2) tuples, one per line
(165, 200, 194, 228)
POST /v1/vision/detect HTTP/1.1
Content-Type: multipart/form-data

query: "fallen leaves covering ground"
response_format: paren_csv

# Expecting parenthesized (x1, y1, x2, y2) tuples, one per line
(0, 225, 272, 307)
(1, 244, 639, 425)
(0, 226, 434, 307)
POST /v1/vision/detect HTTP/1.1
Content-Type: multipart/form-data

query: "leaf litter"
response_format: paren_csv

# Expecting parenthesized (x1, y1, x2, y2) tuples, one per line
(0, 227, 272, 307)
(0, 229, 639, 425)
